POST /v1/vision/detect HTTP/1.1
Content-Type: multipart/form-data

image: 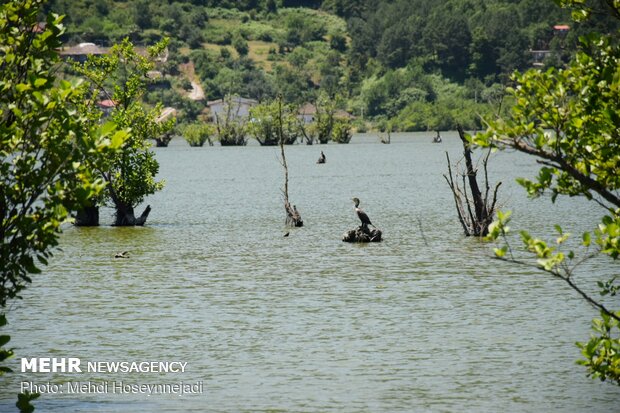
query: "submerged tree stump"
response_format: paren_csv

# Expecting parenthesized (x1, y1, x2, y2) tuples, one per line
(285, 202, 303, 227)
(342, 225, 382, 243)
(74, 206, 100, 226)
(154, 132, 173, 147)
(114, 204, 152, 226)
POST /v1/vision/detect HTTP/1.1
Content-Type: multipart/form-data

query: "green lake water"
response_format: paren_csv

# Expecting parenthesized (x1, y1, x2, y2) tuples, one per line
(0, 132, 618, 412)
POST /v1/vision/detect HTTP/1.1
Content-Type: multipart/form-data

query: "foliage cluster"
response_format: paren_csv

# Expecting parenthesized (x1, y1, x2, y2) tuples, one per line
(182, 122, 215, 147)
(75, 39, 172, 223)
(475, 0, 620, 384)
(248, 99, 300, 145)
(1, 0, 124, 304)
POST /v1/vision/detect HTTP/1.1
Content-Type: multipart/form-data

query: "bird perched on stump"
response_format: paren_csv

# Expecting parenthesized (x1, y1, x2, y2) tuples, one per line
(352, 197, 374, 229)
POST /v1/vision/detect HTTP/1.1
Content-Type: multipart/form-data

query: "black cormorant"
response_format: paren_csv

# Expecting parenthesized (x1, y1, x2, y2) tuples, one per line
(352, 197, 374, 229)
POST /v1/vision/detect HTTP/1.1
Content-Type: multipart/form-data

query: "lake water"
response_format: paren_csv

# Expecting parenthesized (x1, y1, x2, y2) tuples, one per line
(1, 132, 618, 412)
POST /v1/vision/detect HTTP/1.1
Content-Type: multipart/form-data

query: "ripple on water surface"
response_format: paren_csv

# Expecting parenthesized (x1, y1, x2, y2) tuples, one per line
(1, 134, 618, 412)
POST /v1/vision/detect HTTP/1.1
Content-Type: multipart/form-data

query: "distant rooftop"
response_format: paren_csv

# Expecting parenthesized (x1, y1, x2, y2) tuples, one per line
(59, 42, 107, 56)
(97, 99, 116, 109)
(298, 102, 317, 115)
(206, 97, 258, 106)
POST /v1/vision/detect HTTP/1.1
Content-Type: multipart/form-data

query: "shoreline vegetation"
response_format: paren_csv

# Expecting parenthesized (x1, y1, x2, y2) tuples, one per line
(45, 0, 619, 140)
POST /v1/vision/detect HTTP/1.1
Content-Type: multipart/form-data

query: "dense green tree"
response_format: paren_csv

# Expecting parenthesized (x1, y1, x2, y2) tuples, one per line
(265, 0, 277, 13)
(182, 122, 215, 147)
(424, 9, 472, 81)
(377, 21, 416, 69)
(329, 32, 347, 52)
(331, 117, 353, 143)
(0, 0, 124, 305)
(282, 0, 322, 8)
(75, 38, 172, 226)
(248, 99, 300, 145)
(242, 69, 276, 101)
(273, 64, 313, 104)
(233, 33, 249, 56)
(322, 0, 365, 18)
(134, 0, 152, 30)
(1, 5, 121, 407)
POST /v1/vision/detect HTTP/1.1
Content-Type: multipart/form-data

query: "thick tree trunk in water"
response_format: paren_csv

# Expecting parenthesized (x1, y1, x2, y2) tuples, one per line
(458, 125, 486, 228)
(74, 206, 99, 226)
(114, 204, 151, 226)
(154, 132, 172, 147)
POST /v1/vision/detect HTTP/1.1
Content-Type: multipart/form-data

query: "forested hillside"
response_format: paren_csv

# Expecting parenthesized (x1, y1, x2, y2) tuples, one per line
(45, 0, 619, 131)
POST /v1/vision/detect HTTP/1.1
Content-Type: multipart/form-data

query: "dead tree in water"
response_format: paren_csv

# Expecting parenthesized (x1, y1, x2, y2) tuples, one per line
(379, 121, 392, 144)
(278, 96, 303, 227)
(444, 125, 501, 236)
(379, 130, 391, 144)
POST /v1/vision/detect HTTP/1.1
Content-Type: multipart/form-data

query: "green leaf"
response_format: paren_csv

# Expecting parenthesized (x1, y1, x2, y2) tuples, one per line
(34, 78, 47, 88)
(494, 246, 507, 258)
(582, 232, 591, 246)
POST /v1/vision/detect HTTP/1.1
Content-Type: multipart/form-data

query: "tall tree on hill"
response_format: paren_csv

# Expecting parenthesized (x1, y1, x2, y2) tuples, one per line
(424, 10, 472, 81)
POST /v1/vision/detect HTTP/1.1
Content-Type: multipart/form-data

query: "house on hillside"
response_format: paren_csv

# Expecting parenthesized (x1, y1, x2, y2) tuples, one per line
(298, 103, 317, 123)
(97, 99, 116, 117)
(530, 50, 552, 67)
(530, 24, 570, 67)
(59, 42, 107, 62)
(298, 103, 354, 123)
(206, 96, 257, 121)
(334, 109, 354, 120)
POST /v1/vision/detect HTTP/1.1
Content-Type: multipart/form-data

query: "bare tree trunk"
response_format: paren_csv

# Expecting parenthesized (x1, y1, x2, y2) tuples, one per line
(444, 125, 501, 236)
(278, 96, 303, 227)
(459, 125, 486, 228)
(380, 130, 391, 144)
